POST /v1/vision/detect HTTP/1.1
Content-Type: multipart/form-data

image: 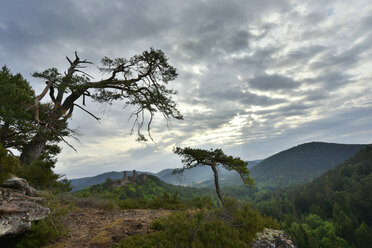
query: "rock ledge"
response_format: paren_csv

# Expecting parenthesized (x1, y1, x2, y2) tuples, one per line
(251, 228, 296, 248)
(0, 177, 50, 238)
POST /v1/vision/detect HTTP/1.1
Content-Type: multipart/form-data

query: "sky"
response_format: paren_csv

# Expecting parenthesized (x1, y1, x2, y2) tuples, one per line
(1, 0, 372, 179)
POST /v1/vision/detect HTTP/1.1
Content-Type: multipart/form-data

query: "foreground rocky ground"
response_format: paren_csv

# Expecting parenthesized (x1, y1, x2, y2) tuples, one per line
(1, 177, 295, 248)
(45, 206, 296, 248)
(44, 207, 172, 248)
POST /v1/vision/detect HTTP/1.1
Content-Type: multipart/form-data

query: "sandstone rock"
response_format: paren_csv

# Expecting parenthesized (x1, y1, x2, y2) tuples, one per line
(1, 177, 39, 197)
(251, 228, 296, 248)
(0, 177, 50, 238)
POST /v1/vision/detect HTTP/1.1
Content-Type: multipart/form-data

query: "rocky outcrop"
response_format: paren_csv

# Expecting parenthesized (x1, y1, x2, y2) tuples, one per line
(251, 228, 296, 248)
(0, 177, 50, 238)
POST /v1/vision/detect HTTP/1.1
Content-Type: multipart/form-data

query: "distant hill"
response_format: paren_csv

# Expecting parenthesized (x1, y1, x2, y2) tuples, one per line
(70, 170, 152, 192)
(76, 174, 216, 202)
(155, 160, 261, 186)
(70, 161, 261, 191)
(195, 142, 367, 189)
(70, 142, 366, 192)
(250, 142, 367, 189)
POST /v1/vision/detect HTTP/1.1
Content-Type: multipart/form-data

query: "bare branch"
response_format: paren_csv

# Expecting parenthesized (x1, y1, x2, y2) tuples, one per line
(74, 104, 101, 121)
(147, 112, 155, 143)
(75, 69, 94, 78)
(62, 104, 74, 122)
(61, 135, 77, 153)
(28, 81, 52, 125)
(66, 56, 73, 65)
(49, 85, 57, 103)
(56, 131, 77, 153)
(5, 149, 15, 156)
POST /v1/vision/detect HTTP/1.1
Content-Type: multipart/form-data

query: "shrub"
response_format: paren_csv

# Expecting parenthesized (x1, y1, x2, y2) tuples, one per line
(0, 143, 21, 183)
(17, 159, 71, 192)
(120, 199, 278, 248)
(16, 195, 69, 248)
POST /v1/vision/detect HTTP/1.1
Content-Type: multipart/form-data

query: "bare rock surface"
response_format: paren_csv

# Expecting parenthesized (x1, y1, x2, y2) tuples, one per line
(251, 228, 296, 248)
(0, 177, 50, 238)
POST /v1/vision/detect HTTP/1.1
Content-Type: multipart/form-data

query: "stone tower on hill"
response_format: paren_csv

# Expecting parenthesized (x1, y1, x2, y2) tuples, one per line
(119, 170, 147, 187)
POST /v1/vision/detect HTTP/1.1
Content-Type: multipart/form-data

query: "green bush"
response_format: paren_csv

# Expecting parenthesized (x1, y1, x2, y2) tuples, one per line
(16, 195, 69, 248)
(17, 159, 71, 192)
(0, 143, 21, 183)
(120, 199, 278, 248)
(75, 190, 194, 210)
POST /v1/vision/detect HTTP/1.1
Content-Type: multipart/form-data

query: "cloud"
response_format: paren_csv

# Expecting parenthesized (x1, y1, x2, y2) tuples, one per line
(1, 0, 372, 178)
(248, 73, 300, 91)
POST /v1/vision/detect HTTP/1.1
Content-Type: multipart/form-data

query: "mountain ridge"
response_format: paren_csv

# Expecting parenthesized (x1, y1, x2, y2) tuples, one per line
(250, 141, 367, 188)
(69, 141, 368, 191)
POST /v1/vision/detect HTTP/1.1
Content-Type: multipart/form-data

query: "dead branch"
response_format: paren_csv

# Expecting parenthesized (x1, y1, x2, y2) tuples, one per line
(29, 81, 52, 125)
(74, 104, 101, 121)
(60, 135, 77, 153)
(49, 126, 77, 153)
(49, 85, 56, 103)
(75, 69, 94, 78)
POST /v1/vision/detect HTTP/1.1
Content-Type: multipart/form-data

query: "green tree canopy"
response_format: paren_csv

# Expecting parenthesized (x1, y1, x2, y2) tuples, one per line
(173, 147, 254, 204)
(0, 66, 72, 190)
(0, 66, 36, 150)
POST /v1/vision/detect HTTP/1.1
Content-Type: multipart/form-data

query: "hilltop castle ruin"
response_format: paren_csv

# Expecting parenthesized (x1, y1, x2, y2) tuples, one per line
(107, 170, 148, 188)
(121, 170, 147, 186)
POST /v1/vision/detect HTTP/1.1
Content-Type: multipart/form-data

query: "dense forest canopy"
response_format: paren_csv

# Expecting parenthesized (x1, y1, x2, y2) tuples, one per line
(253, 145, 372, 247)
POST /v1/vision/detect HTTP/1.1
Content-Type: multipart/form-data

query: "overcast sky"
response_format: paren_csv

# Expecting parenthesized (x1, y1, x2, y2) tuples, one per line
(1, 0, 372, 179)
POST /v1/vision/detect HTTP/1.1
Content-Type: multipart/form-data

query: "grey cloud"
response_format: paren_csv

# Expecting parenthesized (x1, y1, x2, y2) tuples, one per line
(276, 102, 313, 116)
(303, 90, 329, 102)
(176, 109, 240, 132)
(202, 88, 286, 106)
(305, 71, 351, 90)
(248, 73, 300, 91)
(232, 46, 282, 73)
(275, 45, 326, 68)
(124, 145, 158, 159)
(1, 0, 372, 179)
(252, 102, 314, 122)
(180, 29, 251, 60)
(172, 0, 291, 62)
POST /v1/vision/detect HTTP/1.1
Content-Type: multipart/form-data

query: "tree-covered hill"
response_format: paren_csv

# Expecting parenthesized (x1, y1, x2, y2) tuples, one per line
(250, 142, 367, 189)
(255, 145, 372, 247)
(69, 160, 261, 191)
(192, 142, 366, 190)
(70, 171, 153, 192)
(76, 174, 217, 205)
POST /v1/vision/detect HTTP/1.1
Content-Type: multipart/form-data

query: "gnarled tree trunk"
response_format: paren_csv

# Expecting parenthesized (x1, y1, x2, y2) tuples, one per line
(211, 163, 224, 204)
(20, 128, 50, 166)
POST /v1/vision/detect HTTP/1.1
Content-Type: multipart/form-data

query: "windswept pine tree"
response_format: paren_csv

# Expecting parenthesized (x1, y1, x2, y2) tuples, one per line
(173, 147, 254, 204)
